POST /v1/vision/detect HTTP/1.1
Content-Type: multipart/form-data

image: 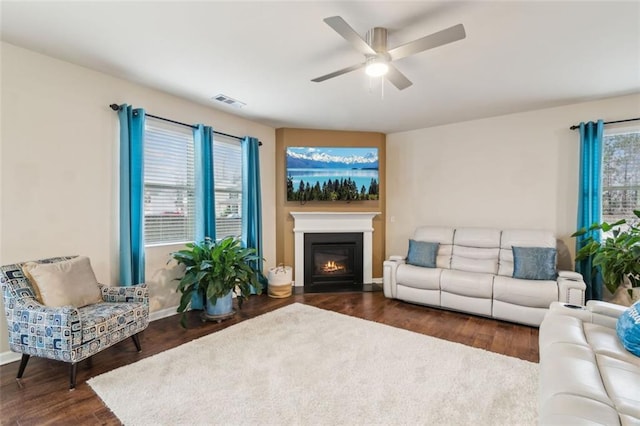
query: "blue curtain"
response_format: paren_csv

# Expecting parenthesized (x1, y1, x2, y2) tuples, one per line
(194, 124, 216, 242)
(575, 120, 604, 301)
(118, 105, 146, 286)
(191, 124, 215, 309)
(241, 137, 266, 290)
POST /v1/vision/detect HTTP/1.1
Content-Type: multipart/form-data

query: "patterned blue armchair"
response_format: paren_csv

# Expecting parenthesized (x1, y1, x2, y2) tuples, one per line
(1, 256, 149, 389)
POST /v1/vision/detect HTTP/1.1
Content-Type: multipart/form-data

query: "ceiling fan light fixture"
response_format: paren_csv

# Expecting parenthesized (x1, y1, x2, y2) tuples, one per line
(365, 58, 389, 77)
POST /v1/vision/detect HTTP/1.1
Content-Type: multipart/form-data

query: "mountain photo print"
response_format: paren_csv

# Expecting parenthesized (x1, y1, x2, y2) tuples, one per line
(286, 147, 379, 201)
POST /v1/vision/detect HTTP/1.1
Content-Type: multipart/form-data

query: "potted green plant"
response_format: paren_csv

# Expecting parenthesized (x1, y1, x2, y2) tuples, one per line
(171, 236, 264, 327)
(572, 209, 640, 305)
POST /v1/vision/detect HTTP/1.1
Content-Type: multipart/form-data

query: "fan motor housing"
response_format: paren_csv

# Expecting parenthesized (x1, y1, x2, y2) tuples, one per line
(366, 27, 388, 54)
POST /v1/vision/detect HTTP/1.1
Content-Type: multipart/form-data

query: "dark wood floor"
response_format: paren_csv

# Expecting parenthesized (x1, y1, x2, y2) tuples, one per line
(0, 292, 539, 425)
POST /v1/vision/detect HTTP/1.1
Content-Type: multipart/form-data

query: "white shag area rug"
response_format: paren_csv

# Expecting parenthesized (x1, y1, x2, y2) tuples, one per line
(88, 303, 538, 425)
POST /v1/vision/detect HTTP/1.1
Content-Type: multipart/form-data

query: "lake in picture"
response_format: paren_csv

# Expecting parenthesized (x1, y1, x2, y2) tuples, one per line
(286, 147, 379, 201)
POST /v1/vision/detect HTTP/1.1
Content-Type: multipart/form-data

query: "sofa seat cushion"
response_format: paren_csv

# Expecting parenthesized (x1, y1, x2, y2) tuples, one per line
(493, 275, 558, 308)
(597, 354, 640, 418)
(78, 302, 147, 344)
(396, 264, 442, 290)
(440, 269, 493, 298)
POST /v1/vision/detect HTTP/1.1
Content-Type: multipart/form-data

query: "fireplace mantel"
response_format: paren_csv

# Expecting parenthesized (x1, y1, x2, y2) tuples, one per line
(290, 212, 380, 287)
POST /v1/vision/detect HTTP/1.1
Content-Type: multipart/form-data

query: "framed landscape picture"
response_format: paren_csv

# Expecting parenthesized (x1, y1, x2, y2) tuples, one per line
(286, 146, 379, 201)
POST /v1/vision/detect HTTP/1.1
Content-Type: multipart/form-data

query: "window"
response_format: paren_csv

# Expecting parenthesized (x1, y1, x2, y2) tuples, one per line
(602, 129, 640, 226)
(214, 135, 243, 239)
(144, 118, 196, 245)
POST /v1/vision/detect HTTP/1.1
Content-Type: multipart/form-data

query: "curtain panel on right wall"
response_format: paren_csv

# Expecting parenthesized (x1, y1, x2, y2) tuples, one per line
(576, 120, 604, 301)
(576, 120, 640, 301)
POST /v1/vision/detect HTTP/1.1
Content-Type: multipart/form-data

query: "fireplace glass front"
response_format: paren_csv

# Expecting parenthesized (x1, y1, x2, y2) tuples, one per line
(304, 232, 363, 292)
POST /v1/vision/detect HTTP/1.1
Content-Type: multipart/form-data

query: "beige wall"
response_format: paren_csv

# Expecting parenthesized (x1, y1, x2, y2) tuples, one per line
(386, 93, 640, 269)
(0, 42, 276, 358)
(275, 128, 386, 280)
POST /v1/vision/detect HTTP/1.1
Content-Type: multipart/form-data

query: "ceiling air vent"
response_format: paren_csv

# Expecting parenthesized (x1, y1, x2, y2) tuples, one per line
(211, 94, 246, 109)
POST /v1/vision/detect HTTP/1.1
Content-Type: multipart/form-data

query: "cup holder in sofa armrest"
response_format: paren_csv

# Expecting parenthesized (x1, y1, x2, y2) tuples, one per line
(557, 270, 584, 281)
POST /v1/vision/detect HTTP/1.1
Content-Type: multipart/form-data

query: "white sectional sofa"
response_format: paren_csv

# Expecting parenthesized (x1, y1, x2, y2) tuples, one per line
(538, 301, 640, 425)
(383, 227, 586, 326)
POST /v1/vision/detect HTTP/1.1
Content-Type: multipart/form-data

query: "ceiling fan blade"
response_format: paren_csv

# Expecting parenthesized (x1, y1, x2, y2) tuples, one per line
(311, 63, 366, 83)
(385, 64, 413, 90)
(323, 16, 376, 55)
(388, 24, 466, 61)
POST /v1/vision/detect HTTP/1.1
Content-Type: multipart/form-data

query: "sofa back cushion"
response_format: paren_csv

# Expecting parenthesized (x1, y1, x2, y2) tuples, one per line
(412, 227, 454, 269)
(451, 228, 501, 274)
(498, 230, 556, 277)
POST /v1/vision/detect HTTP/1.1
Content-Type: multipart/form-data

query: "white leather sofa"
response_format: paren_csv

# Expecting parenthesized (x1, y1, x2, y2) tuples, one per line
(539, 301, 640, 425)
(383, 227, 586, 326)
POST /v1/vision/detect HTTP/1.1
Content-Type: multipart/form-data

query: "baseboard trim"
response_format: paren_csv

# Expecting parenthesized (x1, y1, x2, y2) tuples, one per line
(1, 305, 181, 366)
(149, 305, 179, 322)
(0, 351, 21, 366)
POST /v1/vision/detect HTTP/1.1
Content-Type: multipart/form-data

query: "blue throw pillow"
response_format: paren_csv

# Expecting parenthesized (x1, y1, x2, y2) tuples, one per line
(617, 301, 640, 357)
(406, 240, 439, 268)
(512, 246, 557, 280)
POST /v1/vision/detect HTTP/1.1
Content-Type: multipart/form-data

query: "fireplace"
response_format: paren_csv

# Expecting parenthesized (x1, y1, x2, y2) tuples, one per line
(304, 233, 363, 292)
(290, 211, 380, 289)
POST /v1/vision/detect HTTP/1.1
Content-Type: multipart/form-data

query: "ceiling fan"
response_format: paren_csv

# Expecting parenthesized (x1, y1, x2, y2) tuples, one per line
(311, 16, 466, 90)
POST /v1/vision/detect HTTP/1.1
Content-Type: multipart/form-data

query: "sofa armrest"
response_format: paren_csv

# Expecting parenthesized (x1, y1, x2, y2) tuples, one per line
(583, 301, 626, 329)
(101, 283, 149, 307)
(383, 259, 404, 299)
(586, 300, 626, 319)
(548, 300, 626, 329)
(5, 298, 80, 351)
(388, 255, 406, 262)
(557, 270, 586, 306)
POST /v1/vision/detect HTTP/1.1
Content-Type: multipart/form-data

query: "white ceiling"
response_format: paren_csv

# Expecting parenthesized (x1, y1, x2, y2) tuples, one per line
(1, 1, 639, 134)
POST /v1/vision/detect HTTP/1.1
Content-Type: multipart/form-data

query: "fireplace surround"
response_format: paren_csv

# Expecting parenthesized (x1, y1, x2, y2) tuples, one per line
(290, 212, 379, 289)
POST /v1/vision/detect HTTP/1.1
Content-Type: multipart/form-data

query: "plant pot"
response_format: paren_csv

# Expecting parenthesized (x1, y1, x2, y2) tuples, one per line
(205, 291, 233, 316)
(607, 276, 638, 306)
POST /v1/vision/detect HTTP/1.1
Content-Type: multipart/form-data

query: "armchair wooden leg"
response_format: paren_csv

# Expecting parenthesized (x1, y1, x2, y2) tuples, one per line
(69, 363, 77, 390)
(17, 354, 30, 379)
(131, 333, 142, 352)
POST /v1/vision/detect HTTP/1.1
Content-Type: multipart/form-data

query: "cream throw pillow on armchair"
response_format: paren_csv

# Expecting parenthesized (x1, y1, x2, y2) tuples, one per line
(22, 256, 103, 307)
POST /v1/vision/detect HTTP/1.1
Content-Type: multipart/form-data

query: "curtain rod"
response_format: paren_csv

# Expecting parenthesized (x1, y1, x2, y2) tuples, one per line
(569, 117, 640, 131)
(109, 104, 262, 146)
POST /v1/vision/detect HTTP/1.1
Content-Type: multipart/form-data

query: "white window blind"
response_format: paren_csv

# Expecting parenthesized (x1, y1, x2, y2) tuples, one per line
(144, 118, 196, 245)
(602, 130, 640, 225)
(214, 135, 242, 239)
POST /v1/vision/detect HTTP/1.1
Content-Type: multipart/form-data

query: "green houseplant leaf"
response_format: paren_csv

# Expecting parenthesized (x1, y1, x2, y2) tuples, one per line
(573, 210, 640, 296)
(170, 236, 265, 328)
